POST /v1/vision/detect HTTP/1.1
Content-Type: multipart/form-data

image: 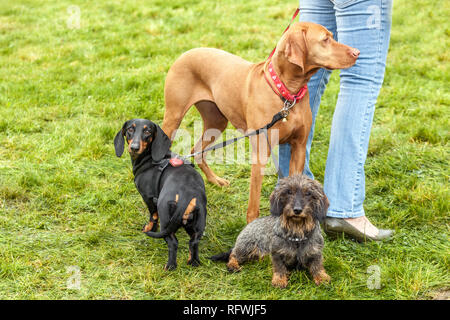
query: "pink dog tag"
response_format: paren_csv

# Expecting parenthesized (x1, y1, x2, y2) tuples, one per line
(169, 158, 184, 167)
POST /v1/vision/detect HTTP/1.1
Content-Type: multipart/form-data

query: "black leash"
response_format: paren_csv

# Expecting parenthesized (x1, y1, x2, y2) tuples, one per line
(180, 113, 285, 179)
(263, 128, 285, 179)
(180, 111, 284, 161)
(179, 97, 297, 180)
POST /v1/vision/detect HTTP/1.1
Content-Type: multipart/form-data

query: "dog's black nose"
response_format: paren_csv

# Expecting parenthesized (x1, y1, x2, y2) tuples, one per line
(130, 145, 140, 152)
(293, 208, 303, 215)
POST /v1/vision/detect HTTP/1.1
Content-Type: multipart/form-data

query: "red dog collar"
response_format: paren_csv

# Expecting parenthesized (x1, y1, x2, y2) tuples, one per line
(265, 60, 308, 103)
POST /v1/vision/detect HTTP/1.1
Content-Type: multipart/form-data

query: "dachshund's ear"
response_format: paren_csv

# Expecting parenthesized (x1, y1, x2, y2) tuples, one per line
(269, 191, 283, 217)
(114, 121, 128, 157)
(311, 180, 329, 223)
(151, 124, 171, 162)
(284, 27, 307, 73)
(316, 193, 329, 223)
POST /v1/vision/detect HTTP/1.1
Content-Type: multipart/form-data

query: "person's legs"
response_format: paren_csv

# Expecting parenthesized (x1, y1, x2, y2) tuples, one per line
(323, 0, 393, 237)
(278, 0, 336, 179)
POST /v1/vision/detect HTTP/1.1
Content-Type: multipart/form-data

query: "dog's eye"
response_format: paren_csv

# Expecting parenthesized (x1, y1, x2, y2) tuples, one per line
(286, 190, 292, 195)
(127, 127, 134, 134)
(304, 191, 312, 197)
(143, 129, 151, 135)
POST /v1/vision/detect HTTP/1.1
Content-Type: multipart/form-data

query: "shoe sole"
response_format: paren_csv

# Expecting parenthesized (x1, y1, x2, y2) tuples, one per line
(324, 228, 369, 243)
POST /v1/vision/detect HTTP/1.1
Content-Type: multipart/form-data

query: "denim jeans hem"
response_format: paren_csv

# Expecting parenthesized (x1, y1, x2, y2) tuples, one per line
(327, 209, 365, 219)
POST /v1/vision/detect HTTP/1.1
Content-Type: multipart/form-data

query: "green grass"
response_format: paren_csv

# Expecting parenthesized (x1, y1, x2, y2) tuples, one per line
(0, 0, 449, 299)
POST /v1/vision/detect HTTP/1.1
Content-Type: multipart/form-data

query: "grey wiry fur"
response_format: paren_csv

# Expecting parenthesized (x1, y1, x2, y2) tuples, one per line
(212, 174, 331, 288)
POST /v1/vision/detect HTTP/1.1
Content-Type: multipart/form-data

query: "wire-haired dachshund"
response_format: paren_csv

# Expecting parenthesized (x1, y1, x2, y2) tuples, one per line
(114, 119, 207, 270)
(211, 174, 330, 288)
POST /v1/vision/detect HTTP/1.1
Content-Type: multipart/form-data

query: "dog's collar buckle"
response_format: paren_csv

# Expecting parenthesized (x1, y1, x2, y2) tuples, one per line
(281, 98, 297, 119)
(276, 231, 308, 243)
(288, 236, 307, 242)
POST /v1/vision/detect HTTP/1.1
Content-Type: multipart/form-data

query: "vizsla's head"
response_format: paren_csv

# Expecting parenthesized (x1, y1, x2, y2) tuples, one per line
(277, 22, 359, 74)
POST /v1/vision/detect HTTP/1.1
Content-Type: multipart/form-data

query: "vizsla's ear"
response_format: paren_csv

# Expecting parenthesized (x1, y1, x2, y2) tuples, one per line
(284, 27, 307, 72)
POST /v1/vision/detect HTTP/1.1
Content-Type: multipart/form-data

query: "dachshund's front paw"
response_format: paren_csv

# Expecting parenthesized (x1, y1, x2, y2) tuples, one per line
(164, 263, 177, 271)
(187, 258, 201, 267)
(271, 273, 288, 289)
(313, 270, 331, 286)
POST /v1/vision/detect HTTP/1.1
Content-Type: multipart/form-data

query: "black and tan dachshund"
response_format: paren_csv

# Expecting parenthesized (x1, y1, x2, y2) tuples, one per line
(114, 119, 207, 270)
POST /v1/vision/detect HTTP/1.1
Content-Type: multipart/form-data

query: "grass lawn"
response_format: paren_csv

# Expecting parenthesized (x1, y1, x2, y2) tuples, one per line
(0, 0, 448, 299)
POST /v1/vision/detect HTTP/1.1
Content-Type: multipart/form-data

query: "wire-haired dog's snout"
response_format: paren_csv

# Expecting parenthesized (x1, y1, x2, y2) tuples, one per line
(293, 198, 303, 215)
(293, 206, 303, 215)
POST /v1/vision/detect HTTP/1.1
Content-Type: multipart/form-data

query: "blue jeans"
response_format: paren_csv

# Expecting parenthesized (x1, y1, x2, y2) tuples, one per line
(279, 0, 392, 218)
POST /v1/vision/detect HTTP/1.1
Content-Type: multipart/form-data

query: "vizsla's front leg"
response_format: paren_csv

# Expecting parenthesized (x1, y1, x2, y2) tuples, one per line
(247, 135, 270, 223)
(247, 162, 266, 223)
(289, 107, 311, 175)
(289, 140, 307, 175)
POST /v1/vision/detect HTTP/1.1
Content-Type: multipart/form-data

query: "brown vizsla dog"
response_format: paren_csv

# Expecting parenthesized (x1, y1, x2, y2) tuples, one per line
(162, 22, 359, 223)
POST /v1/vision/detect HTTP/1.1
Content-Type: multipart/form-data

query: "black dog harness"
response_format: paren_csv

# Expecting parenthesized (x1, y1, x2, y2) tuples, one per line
(133, 158, 170, 206)
(133, 156, 190, 207)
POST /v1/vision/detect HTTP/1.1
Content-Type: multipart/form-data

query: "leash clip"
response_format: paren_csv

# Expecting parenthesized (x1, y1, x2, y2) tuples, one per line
(281, 98, 297, 120)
